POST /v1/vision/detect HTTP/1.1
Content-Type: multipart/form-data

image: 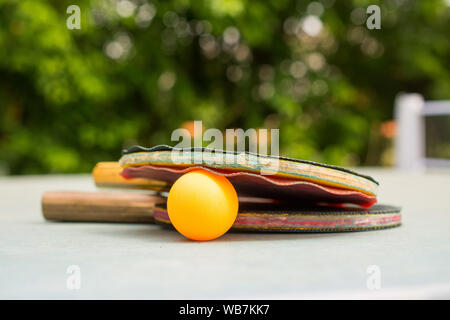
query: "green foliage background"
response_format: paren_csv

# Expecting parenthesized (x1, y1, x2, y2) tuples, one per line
(0, 0, 449, 174)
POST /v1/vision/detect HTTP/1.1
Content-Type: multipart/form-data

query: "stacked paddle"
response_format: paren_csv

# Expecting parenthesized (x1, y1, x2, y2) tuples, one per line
(42, 145, 401, 233)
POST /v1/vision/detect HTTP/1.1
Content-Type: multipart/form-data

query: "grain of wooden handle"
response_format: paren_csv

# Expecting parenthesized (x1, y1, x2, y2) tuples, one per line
(42, 191, 165, 223)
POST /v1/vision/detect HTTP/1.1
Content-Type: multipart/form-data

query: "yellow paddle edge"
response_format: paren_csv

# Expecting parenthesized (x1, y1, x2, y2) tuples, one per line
(92, 161, 169, 191)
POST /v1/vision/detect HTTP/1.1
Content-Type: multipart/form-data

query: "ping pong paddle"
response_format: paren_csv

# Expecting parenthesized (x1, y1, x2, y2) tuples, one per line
(41, 191, 402, 232)
(154, 202, 401, 232)
(119, 145, 378, 207)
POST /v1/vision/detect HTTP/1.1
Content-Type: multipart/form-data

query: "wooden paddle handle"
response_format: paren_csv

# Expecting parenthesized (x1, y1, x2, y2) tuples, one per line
(42, 191, 165, 223)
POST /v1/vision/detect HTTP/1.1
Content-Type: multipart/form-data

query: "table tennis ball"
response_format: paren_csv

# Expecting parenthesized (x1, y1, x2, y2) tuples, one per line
(167, 169, 238, 241)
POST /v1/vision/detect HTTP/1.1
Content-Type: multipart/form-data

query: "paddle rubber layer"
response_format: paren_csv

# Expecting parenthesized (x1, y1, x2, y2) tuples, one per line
(119, 145, 379, 197)
(122, 165, 377, 207)
(154, 203, 402, 232)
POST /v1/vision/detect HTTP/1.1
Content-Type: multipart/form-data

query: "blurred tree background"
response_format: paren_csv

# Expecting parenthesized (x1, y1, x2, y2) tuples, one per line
(0, 0, 449, 174)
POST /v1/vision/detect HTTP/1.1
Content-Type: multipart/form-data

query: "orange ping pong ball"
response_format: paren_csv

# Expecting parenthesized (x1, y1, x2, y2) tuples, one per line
(167, 169, 238, 241)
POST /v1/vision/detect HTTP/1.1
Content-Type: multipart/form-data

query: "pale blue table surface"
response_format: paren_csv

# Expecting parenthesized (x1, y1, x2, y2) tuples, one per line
(0, 169, 449, 299)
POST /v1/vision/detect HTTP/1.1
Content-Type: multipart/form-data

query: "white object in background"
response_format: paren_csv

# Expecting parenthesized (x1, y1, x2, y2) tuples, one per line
(394, 93, 425, 170)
